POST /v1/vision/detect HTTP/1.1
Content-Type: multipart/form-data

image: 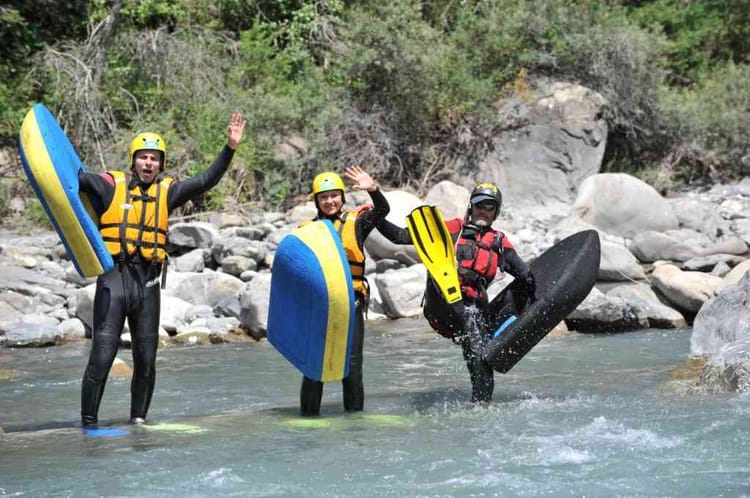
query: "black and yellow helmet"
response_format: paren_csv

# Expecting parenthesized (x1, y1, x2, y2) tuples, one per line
(129, 132, 166, 169)
(466, 182, 502, 222)
(470, 182, 502, 207)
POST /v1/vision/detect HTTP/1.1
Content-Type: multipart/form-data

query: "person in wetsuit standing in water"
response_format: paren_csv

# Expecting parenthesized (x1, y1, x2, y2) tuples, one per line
(300, 166, 390, 416)
(377, 183, 535, 403)
(78, 113, 246, 427)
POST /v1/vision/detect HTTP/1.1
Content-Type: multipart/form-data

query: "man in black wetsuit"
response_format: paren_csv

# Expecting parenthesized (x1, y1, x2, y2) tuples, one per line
(377, 183, 535, 402)
(78, 113, 246, 427)
(300, 165, 390, 416)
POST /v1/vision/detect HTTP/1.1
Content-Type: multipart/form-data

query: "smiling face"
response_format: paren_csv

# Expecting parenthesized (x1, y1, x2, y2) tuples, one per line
(132, 149, 162, 184)
(470, 200, 498, 227)
(315, 190, 344, 217)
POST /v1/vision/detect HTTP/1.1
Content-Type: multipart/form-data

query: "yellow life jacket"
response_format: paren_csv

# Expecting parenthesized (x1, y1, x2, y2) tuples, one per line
(99, 170, 174, 262)
(333, 211, 367, 297)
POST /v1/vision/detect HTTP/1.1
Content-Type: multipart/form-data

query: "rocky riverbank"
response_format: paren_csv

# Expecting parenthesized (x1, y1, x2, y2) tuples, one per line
(1, 173, 750, 393)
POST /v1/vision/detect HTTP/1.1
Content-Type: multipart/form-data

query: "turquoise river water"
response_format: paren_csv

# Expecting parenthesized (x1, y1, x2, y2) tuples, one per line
(1, 319, 748, 497)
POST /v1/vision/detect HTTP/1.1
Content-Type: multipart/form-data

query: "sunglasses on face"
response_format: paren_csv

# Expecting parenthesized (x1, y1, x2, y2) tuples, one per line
(473, 202, 497, 212)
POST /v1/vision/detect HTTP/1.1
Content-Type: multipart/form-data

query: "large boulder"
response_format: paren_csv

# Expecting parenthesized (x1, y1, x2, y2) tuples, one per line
(423, 181, 470, 221)
(572, 173, 679, 238)
(373, 265, 426, 319)
(691, 272, 750, 393)
(650, 264, 725, 314)
(480, 80, 607, 224)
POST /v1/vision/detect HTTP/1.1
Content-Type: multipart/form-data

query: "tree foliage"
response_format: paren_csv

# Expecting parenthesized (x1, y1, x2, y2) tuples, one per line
(1, 0, 748, 212)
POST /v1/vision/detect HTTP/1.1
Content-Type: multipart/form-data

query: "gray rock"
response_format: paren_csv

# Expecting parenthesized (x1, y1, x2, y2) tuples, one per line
(682, 254, 746, 272)
(221, 255, 257, 276)
(651, 264, 725, 313)
(669, 197, 728, 238)
(710, 261, 732, 277)
(573, 173, 679, 238)
(566, 287, 647, 332)
(598, 240, 646, 281)
(373, 265, 426, 319)
(691, 272, 750, 393)
(483, 80, 607, 224)
(165, 271, 244, 308)
(364, 190, 422, 264)
(169, 222, 220, 249)
(733, 219, 750, 244)
(606, 283, 686, 329)
(172, 248, 206, 273)
(212, 237, 266, 265)
(723, 260, 750, 286)
(238, 272, 272, 337)
(423, 181, 470, 221)
(219, 226, 266, 241)
(57, 318, 86, 340)
(629, 231, 700, 263)
(4, 322, 62, 347)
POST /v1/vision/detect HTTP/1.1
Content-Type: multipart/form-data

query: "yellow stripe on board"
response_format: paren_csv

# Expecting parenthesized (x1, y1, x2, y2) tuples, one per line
(20, 110, 104, 276)
(295, 222, 352, 382)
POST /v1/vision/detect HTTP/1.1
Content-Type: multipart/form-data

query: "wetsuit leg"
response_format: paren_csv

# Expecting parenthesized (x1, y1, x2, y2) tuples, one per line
(128, 266, 161, 421)
(485, 290, 519, 332)
(342, 300, 365, 412)
(81, 267, 128, 426)
(300, 376, 324, 416)
(460, 307, 494, 403)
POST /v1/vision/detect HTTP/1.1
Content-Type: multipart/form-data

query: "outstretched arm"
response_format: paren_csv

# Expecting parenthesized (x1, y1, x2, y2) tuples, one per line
(168, 112, 246, 210)
(377, 218, 412, 245)
(346, 165, 392, 242)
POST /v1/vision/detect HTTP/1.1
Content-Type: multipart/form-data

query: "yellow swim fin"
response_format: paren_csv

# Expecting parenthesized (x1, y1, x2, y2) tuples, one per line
(406, 205, 462, 304)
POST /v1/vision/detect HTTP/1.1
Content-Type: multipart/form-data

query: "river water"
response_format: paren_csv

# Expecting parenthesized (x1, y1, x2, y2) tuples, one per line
(1, 318, 748, 497)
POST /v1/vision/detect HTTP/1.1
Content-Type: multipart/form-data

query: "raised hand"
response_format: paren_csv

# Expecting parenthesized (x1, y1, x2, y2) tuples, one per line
(227, 112, 246, 150)
(344, 165, 378, 192)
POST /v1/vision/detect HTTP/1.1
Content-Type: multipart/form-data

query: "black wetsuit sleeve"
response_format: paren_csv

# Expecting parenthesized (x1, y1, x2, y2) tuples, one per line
(167, 145, 235, 211)
(78, 171, 114, 219)
(503, 247, 536, 306)
(376, 218, 412, 245)
(502, 248, 530, 280)
(355, 189, 390, 246)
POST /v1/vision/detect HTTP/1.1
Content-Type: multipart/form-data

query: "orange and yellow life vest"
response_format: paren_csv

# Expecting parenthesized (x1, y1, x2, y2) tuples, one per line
(99, 171, 174, 262)
(333, 211, 367, 297)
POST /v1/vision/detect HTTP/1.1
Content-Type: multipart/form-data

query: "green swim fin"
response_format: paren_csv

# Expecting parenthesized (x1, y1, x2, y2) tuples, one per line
(406, 205, 462, 304)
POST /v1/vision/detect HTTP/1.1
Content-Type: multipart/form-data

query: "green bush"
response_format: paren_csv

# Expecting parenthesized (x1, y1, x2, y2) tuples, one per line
(659, 61, 750, 182)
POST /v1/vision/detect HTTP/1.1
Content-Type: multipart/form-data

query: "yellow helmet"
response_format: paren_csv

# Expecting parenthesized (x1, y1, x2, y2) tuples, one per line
(311, 171, 346, 202)
(129, 132, 166, 169)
